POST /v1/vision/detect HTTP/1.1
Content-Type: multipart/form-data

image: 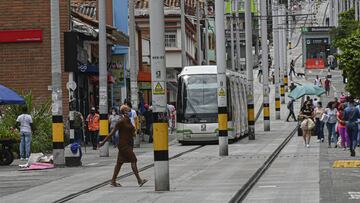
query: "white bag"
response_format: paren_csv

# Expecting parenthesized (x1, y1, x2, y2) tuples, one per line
(320, 113, 329, 123)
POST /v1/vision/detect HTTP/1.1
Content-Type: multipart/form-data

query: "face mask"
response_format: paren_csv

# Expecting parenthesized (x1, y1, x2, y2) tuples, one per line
(112, 112, 116, 115)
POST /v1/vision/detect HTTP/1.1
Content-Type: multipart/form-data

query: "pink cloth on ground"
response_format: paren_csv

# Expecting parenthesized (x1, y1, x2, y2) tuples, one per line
(25, 162, 55, 170)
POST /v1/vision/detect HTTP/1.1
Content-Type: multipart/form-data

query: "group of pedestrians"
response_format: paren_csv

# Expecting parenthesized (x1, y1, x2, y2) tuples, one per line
(299, 95, 360, 156)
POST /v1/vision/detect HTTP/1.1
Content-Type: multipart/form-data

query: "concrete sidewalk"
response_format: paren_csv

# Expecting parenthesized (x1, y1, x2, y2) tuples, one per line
(0, 74, 299, 203)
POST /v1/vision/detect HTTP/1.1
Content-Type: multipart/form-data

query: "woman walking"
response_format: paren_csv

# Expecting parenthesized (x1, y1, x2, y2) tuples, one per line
(337, 104, 349, 150)
(325, 102, 338, 148)
(98, 105, 147, 187)
(300, 102, 315, 148)
(314, 101, 325, 142)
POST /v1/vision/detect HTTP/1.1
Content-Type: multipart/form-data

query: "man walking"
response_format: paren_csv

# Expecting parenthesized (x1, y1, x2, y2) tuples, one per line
(16, 106, 33, 161)
(86, 107, 100, 150)
(286, 99, 297, 122)
(324, 77, 331, 96)
(343, 97, 360, 156)
(289, 59, 296, 78)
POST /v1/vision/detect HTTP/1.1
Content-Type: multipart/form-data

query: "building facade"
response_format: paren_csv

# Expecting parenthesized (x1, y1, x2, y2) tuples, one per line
(0, 0, 70, 115)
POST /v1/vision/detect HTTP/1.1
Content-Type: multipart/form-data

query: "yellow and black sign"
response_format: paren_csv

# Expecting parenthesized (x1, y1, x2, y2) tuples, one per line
(218, 88, 226, 97)
(153, 82, 165, 95)
(333, 160, 360, 168)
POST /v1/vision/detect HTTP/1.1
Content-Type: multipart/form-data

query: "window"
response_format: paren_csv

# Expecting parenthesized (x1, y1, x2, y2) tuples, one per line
(165, 31, 177, 48)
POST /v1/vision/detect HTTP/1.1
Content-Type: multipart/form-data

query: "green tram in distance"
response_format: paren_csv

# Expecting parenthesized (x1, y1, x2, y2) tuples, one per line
(176, 66, 248, 144)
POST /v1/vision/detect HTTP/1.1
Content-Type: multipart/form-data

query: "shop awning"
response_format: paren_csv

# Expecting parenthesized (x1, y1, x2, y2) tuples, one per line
(71, 11, 129, 46)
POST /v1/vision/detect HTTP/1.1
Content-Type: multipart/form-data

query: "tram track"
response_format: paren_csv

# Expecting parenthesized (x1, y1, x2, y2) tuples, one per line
(54, 104, 265, 203)
(229, 126, 298, 203)
(53, 145, 204, 203)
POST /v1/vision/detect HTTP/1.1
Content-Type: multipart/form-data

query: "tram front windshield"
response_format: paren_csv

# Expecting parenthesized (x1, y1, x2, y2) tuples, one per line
(181, 74, 218, 122)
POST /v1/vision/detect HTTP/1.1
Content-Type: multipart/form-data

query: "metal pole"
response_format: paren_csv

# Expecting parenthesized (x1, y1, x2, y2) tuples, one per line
(181, 0, 186, 67)
(149, 0, 169, 191)
(235, 0, 241, 71)
(282, 6, 288, 93)
(230, 10, 235, 70)
(129, 0, 140, 148)
(204, 0, 209, 64)
(330, 0, 335, 26)
(334, 0, 339, 25)
(245, 0, 255, 139)
(279, 6, 285, 104)
(68, 73, 75, 144)
(197, 0, 202, 64)
(51, 0, 64, 166)
(98, 0, 109, 157)
(273, 0, 281, 120)
(260, 0, 270, 131)
(215, 0, 229, 156)
(288, 0, 292, 41)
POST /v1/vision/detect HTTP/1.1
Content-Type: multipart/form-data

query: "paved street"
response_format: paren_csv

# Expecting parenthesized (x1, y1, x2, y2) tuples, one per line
(1, 0, 360, 202)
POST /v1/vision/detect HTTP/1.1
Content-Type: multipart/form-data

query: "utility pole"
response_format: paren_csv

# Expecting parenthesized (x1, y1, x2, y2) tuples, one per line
(282, 6, 288, 94)
(334, 0, 339, 25)
(330, 0, 334, 26)
(260, 0, 270, 131)
(287, 0, 292, 43)
(149, 0, 169, 191)
(51, 0, 64, 166)
(215, 0, 228, 156)
(279, 6, 285, 105)
(98, 0, 109, 157)
(235, 0, 241, 71)
(204, 0, 209, 64)
(197, 0, 202, 64)
(273, 0, 281, 120)
(245, 0, 255, 139)
(230, 1, 235, 71)
(181, 0, 186, 67)
(129, 0, 140, 148)
(68, 73, 75, 144)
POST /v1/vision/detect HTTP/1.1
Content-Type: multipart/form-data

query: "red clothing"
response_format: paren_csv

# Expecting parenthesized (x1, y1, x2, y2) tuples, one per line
(324, 79, 330, 88)
(337, 111, 346, 128)
(86, 113, 100, 131)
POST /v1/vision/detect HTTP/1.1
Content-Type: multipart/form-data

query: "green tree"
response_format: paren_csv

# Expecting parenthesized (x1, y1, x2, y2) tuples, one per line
(330, 8, 360, 98)
(337, 29, 360, 97)
(0, 92, 52, 153)
(331, 8, 360, 49)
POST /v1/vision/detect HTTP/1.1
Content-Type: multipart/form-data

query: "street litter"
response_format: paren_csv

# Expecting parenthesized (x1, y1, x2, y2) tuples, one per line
(19, 153, 54, 170)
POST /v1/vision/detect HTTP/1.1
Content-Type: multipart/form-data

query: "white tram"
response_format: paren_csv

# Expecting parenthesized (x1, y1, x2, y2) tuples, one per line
(176, 66, 249, 143)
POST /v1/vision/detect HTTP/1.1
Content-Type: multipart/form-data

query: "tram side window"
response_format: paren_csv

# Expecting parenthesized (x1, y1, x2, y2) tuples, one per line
(226, 78, 232, 121)
(177, 77, 184, 122)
